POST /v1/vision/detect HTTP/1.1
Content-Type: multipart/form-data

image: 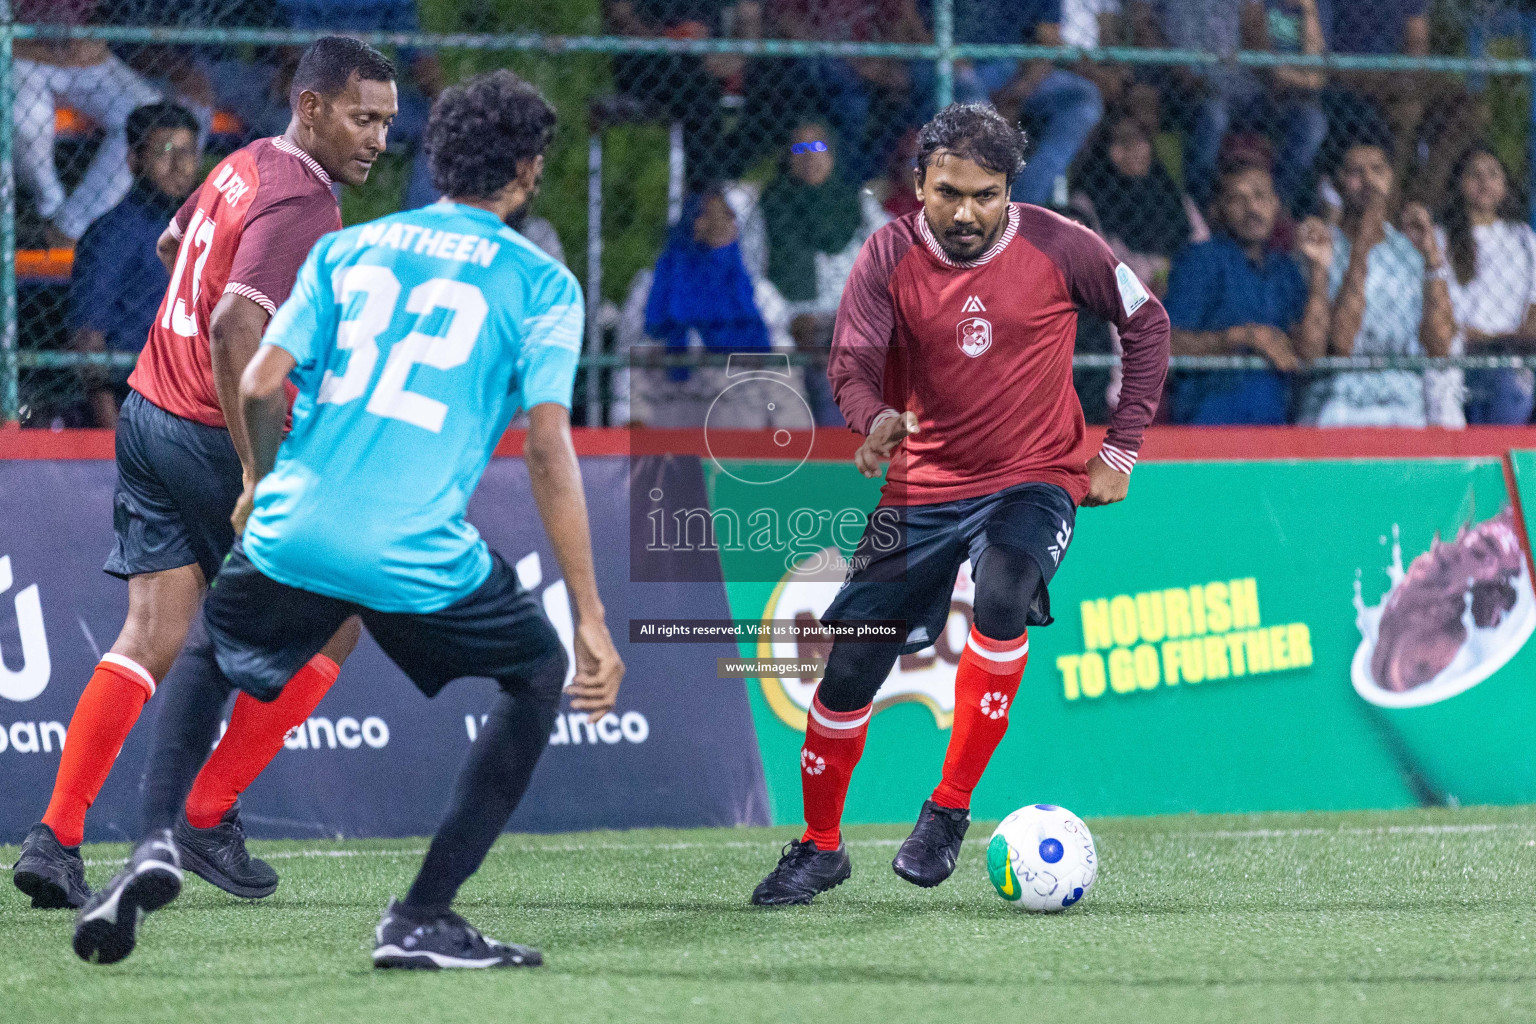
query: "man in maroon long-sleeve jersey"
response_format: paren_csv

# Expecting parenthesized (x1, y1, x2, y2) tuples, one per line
(752, 104, 1170, 906)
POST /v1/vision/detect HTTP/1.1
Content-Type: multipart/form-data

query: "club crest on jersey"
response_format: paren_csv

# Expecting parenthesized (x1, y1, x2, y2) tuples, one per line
(957, 316, 992, 358)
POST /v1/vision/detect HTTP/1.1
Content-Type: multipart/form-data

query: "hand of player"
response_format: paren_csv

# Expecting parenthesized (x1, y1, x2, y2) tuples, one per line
(855, 411, 920, 479)
(231, 478, 257, 536)
(1081, 454, 1130, 507)
(568, 616, 624, 723)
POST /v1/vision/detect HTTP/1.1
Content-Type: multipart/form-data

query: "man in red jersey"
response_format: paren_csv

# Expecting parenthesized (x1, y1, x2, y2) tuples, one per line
(12, 37, 398, 910)
(751, 103, 1170, 906)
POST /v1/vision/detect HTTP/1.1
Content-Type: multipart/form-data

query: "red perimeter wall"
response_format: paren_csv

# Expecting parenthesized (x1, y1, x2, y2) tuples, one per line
(8, 424, 1536, 461)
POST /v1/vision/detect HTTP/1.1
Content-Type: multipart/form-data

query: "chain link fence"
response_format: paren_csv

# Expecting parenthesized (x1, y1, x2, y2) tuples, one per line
(8, 0, 1536, 428)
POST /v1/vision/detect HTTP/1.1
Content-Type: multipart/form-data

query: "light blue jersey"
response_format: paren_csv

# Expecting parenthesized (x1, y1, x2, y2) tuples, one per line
(243, 201, 582, 612)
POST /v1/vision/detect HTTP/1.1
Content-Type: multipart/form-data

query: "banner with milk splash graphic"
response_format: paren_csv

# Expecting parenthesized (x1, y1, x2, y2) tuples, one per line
(710, 456, 1536, 824)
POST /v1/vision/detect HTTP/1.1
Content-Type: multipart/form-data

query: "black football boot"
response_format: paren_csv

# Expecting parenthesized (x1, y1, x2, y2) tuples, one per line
(750, 838, 852, 906)
(891, 799, 970, 887)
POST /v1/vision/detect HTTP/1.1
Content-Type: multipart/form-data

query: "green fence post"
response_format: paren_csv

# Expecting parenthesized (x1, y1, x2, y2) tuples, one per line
(934, 0, 954, 109)
(0, 1, 15, 424)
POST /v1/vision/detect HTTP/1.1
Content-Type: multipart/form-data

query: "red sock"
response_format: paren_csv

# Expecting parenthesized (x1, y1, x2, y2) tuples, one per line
(183, 654, 340, 828)
(799, 693, 871, 851)
(42, 655, 157, 847)
(932, 626, 1028, 810)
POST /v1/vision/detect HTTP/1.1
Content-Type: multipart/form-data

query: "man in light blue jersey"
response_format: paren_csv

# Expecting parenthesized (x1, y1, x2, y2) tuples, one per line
(74, 71, 625, 970)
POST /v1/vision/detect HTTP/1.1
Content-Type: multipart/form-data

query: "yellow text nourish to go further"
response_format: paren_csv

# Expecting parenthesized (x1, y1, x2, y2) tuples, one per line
(1056, 578, 1313, 701)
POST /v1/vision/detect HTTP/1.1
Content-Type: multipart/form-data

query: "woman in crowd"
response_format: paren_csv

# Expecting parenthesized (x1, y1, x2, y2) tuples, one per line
(1433, 144, 1536, 425)
(761, 120, 889, 425)
(616, 184, 797, 427)
(1071, 109, 1207, 294)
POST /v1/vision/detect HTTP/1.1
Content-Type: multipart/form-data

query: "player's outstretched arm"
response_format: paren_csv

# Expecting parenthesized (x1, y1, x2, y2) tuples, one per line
(231, 344, 296, 534)
(524, 403, 625, 721)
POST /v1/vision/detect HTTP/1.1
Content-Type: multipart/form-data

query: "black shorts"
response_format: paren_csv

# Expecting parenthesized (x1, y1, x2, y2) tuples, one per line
(204, 541, 565, 701)
(104, 390, 243, 582)
(822, 482, 1076, 654)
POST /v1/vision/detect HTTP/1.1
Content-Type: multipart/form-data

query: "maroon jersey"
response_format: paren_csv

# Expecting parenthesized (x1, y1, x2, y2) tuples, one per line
(129, 137, 341, 428)
(828, 203, 1171, 506)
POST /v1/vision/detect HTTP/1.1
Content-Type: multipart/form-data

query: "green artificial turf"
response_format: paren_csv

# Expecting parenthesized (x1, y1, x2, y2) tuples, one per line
(5, 807, 1536, 1023)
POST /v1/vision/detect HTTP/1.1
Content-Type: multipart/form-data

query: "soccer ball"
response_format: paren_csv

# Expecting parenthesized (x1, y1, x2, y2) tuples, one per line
(986, 804, 1097, 912)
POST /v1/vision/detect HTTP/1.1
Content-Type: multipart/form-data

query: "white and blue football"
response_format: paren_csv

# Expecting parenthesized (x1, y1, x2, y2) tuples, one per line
(986, 804, 1097, 912)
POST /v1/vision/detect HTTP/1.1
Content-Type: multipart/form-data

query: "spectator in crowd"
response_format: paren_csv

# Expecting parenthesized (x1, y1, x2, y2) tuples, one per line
(68, 103, 201, 429)
(15, 0, 162, 246)
(203, 47, 302, 146)
(275, 0, 445, 208)
(111, 0, 250, 147)
(1296, 139, 1455, 426)
(1165, 161, 1330, 424)
(1217, 132, 1298, 249)
(764, 0, 933, 186)
(1325, 0, 1486, 211)
(606, 0, 762, 184)
(1071, 110, 1207, 294)
(616, 184, 797, 426)
(1206, 0, 1328, 214)
(1434, 145, 1536, 425)
(762, 120, 889, 425)
(1128, 0, 1238, 192)
(939, 0, 1104, 205)
(1061, 0, 1161, 134)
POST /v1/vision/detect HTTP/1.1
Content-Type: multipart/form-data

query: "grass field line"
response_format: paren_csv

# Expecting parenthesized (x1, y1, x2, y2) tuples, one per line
(6, 821, 1531, 871)
(1181, 823, 1526, 839)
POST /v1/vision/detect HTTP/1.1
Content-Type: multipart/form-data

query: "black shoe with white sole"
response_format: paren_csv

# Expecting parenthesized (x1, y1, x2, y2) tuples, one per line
(372, 899, 543, 970)
(174, 804, 278, 899)
(892, 799, 970, 888)
(72, 830, 183, 965)
(13, 822, 91, 909)
(750, 838, 852, 906)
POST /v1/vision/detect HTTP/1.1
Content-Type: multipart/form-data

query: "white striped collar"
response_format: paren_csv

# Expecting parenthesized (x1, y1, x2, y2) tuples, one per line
(918, 202, 1019, 269)
(270, 136, 333, 187)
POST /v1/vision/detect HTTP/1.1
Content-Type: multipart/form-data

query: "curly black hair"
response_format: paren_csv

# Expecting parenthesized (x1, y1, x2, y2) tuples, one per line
(425, 70, 557, 200)
(916, 103, 1028, 187)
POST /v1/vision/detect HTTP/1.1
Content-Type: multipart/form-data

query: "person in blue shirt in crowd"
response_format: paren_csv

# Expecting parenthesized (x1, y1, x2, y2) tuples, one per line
(68, 102, 201, 428)
(1165, 160, 1330, 423)
(73, 70, 624, 972)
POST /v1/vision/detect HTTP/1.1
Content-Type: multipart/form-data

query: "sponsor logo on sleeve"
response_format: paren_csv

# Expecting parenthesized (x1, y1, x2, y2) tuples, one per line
(1115, 262, 1149, 318)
